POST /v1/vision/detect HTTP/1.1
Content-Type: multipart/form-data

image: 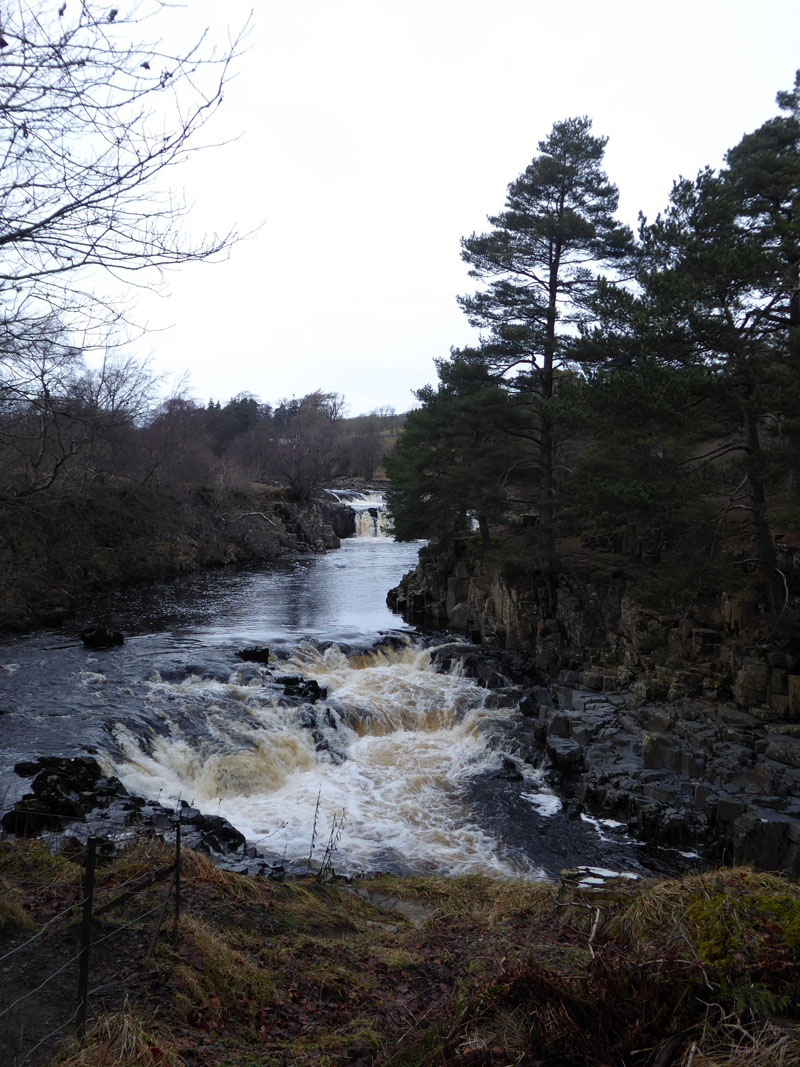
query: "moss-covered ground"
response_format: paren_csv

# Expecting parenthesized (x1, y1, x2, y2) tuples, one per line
(1, 838, 799, 1066)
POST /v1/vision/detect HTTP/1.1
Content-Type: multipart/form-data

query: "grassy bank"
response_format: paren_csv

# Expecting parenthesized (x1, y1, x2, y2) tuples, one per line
(1, 839, 799, 1066)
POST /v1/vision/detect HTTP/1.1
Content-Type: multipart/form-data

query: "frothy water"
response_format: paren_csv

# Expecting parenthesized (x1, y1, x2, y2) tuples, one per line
(0, 494, 673, 881)
(112, 643, 548, 877)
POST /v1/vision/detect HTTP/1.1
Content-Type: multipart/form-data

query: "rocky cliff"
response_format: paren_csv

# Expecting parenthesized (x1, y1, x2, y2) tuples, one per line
(388, 537, 800, 716)
(389, 536, 800, 879)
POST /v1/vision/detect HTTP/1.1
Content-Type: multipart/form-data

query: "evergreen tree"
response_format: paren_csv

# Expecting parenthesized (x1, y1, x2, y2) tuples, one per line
(724, 71, 800, 494)
(577, 74, 800, 618)
(459, 116, 632, 569)
(386, 353, 524, 547)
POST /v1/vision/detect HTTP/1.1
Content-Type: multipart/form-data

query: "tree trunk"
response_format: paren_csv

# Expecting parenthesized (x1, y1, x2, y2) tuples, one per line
(537, 413, 557, 571)
(535, 238, 560, 574)
(787, 261, 800, 491)
(477, 513, 491, 551)
(743, 402, 785, 616)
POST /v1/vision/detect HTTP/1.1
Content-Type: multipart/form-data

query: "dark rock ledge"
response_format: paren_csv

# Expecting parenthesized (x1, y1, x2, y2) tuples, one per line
(430, 643, 800, 881)
(1, 757, 284, 878)
(543, 672, 800, 879)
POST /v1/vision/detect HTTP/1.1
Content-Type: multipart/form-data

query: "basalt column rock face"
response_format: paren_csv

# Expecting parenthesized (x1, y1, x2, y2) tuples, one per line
(534, 673, 800, 881)
(387, 539, 626, 672)
(388, 539, 800, 724)
(391, 538, 800, 878)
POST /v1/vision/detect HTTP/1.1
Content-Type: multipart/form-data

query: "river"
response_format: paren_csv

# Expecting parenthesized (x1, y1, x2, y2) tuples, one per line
(0, 494, 685, 881)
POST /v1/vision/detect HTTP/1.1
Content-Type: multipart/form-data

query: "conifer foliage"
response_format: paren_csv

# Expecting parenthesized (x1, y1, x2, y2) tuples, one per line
(389, 81, 800, 622)
(458, 117, 633, 569)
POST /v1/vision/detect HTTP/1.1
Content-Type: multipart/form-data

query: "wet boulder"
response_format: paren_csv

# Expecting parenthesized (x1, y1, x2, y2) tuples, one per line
(17, 755, 105, 792)
(179, 809, 246, 854)
(2, 756, 257, 865)
(276, 675, 327, 703)
(546, 736, 585, 772)
(81, 625, 124, 649)
(3, 756, 128, 836)
(430, 642, 539, 687)
(237, 645, 271, 664)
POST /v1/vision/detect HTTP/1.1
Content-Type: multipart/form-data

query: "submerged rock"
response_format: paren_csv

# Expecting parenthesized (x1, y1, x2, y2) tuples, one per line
(80, 625, 124, 649)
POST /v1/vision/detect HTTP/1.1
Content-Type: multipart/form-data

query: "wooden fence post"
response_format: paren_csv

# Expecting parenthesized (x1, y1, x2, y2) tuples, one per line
(174, 820, 181, 933)
(76, 837, 97, 1038)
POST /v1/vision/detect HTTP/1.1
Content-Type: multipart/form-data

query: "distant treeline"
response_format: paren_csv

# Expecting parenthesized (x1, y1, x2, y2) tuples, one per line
(0, 371, 403, 628)
(0, 372, 403, 507)
(146, 390, 404, 497)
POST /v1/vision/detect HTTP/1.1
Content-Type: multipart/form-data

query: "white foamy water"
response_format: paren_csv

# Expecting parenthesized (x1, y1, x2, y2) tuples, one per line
(328, 489, 394, 539)
(113, 642, 549, 878)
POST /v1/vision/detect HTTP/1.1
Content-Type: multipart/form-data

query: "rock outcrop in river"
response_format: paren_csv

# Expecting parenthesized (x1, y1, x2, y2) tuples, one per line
(389, 537, 800, 880)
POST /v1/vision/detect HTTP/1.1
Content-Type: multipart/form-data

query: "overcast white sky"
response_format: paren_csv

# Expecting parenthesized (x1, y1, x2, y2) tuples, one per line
(132, 0, 800, 416)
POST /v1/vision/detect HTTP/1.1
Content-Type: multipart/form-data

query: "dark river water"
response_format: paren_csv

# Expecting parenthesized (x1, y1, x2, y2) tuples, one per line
(0, 501, 690, 880)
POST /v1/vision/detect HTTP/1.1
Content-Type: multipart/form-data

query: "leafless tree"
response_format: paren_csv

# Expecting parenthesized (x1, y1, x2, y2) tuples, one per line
(271, 392, 346, 499)
(0, 315, 84, 496)
(0, 315, 160, 498)
(0, 1, 249, 501)
(0, 0, 249, 346)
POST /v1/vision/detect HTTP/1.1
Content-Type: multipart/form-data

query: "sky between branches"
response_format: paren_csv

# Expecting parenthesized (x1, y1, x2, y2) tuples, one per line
(132, 0, 800, 416)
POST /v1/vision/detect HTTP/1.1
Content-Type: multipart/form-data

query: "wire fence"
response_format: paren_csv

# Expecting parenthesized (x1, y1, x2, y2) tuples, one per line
(0, 824, 183, 1067)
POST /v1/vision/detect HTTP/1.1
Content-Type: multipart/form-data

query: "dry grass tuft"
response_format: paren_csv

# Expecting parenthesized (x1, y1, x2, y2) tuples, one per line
(113, 834, 175, 868)
(607, 868, 800, 938)
(0, 889, 35, 928)
(0, 838, 82, 889)
(165, 913, 278, 1017)
(57, 1005, 184, 1067)
(360, 872, 551, 924)
(683, 1012, 800, 1067)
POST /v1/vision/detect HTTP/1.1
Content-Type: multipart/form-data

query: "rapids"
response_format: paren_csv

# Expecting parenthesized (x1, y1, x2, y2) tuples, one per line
(113, 642, 548, 877)
(0, 495, 676, 880)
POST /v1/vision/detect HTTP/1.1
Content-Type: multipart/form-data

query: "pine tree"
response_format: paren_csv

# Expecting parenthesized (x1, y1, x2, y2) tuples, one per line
(459, 117, 632, 570)
(386, 353, 524, 548)
(587, 74, 800, 619)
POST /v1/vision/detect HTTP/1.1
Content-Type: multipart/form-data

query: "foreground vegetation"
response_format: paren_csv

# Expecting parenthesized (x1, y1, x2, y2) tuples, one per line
(1, 838, 799, 1066)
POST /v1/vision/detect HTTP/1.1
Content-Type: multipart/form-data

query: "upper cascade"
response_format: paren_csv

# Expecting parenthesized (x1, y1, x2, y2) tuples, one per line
(325, 489, 392, 539)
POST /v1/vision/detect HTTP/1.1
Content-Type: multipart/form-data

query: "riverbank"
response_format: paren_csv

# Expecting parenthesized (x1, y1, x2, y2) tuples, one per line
(0, 484, 351, 634)
(389, 537, 800, 882)
(1, 836, 799, 1067)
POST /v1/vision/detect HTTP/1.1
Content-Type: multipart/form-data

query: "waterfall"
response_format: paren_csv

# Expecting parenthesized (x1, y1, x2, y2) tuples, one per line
(326, 489, 392, 539)
(0, 506, 656, 883)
